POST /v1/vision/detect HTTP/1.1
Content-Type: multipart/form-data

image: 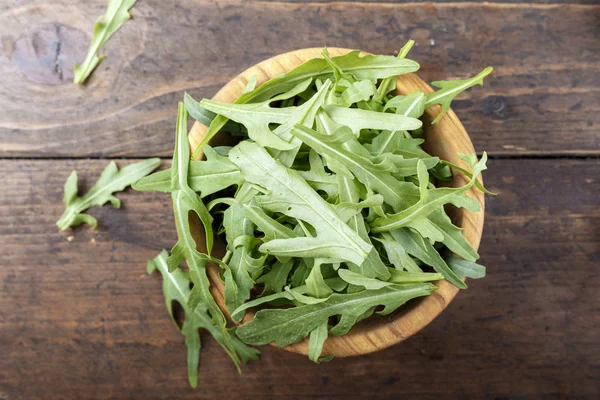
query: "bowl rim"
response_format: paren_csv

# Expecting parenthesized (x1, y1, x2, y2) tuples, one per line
(188, 47, 485, 357)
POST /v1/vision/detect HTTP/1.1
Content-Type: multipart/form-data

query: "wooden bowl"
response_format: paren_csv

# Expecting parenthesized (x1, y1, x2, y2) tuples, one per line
(188, 48, 485, 357)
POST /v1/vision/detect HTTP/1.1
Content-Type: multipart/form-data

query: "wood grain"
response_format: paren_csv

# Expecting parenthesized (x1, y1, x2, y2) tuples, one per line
(0, 0, 598, 157)
(0, 158, 597, 399)
(188, 47, 484, 357)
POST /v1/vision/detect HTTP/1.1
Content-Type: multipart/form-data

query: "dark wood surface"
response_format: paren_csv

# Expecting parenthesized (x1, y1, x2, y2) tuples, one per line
(0, 0, 598, 399)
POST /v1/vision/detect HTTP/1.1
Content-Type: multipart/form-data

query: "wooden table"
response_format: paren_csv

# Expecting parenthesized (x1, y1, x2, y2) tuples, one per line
(0, 1, 598, 398)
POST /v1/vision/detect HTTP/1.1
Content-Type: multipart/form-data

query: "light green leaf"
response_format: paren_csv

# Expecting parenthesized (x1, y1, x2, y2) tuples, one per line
(341, 80, 378, 107)
(338, 269, 392, 290)
(447, 256, 486, 279)
(305, 259, 334, 299)
(184, 93, 245, 135)
(200, 79, 311, 150)
(322, 105, 422, 135)
(375, 39, 415, 101)
(57, 158, 160, 230)
(133, 146, 243, 196)
(148, 251, 253, 388)
(390, 228, 466, 289)
(442, 159, 497, 195)
(240, 202, 297, 242)
(384, 91, 426, 118)
(297, 150, 338, 200)
(374, 232, 422, 273)
(236, 284, 436, 347)
(370, 154, 487, 234)
(427, 209, 479, 262)
(196, 50, 420, 153)
(308, 321, 331, 363)
(426, 67, 493, 123)
(292, 123, 420, 211)
(230, 141, 372, 265)
(256, 259, 294, 296)
(73, 0, 137, 84)
(242, 75, 258, 95)
(387, 268, 444, 283)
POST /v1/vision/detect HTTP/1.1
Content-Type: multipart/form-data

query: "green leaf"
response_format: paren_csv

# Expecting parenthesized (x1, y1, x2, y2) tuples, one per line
(387, 268, 444, 283)
(376, 40, 415, 101)
(442, 159, 497, 195)
(385, 154, 440, 178)
(200, 79, 312, 151)
(337, 175, 390, 280)
(256, 259, 294, 296)
(230, 141, 373, 265)
(308, 321, 331, 363)
(425, 67, 493, 124)
(292, 123, 420, 211)
(148, 251, 253, 388)
(390, 228, 466, 289)
(338, 269, 392, 290)
(341, 80, 378, 107)
(184, 93, 245, 135)
(373, 232, 422, 273)
(447, 256, 486, 279)
(370, 154, 487, 234)
(383, 91, 426, 118)
(322, 105, 422, 135)
(305, 259, 334, 298)
(297, 150, 338, 200)
(427, 209, 479, 262)
(197, 50, 420, 153)
(222, 203, 260, 322)
(240, 202, 297, 242)
(73, 0, 137, 84)
(242, 75, 258, 95)
(57, 158, 160, 230)
(133, 146, 243, 196)
(167, 103, 214, 258)
(236, 284, 436, 347)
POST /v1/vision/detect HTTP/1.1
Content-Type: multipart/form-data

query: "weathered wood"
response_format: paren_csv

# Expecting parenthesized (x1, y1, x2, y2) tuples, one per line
(0, 1, 598, 157)
(0, 158, 597, 398)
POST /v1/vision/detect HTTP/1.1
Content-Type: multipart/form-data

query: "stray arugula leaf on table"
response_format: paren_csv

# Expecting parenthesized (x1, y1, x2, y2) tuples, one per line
(74, 0, 138, 84)
(57, 157, 159, 230)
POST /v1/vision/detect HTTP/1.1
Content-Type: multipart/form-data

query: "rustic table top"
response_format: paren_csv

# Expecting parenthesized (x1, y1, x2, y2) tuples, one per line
(0, 0, 598, 399)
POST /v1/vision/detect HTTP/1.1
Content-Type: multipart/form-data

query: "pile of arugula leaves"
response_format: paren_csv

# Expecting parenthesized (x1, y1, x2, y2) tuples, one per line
(60, 42, 493, 387)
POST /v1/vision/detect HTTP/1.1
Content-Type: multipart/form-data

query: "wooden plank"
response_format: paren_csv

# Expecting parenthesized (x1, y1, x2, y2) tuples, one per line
(276, 1, 598, 4)
(0, 158, 598, 398)
(0, 1, 597, 157)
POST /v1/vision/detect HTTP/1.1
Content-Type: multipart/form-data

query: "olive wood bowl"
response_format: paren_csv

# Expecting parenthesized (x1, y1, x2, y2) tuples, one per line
(188, 47, 485, 358)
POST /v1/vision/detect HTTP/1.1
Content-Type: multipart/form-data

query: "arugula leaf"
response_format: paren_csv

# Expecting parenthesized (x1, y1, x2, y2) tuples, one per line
(447, 256, 486, 279)
(308, 321, 332, 363)
(200, 79, 312, 150)
(390, 228, 466, 289)
(305, 259, 334, 298)
(195, 50, 420, 156)
(370, 154, 487, 234)
(73, 0, 137, 84)
(148, 251, 256, 388)
(236, 284, 437, 347)
(376, 40, 415, 101)
(256, 259, 294, 296)
(230, 141, 373, 265)
(291, 124, 420, 211)
(133, 146, 242, 195)
(373, 232, 422, 273)
(427, 209, 479, 262)
(57, 158, 159, 230)
(322, 105, 422, 135)
(425, 67, 493, 123)
(297, 150, 338, 200)
(222, 203, 261, 322)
